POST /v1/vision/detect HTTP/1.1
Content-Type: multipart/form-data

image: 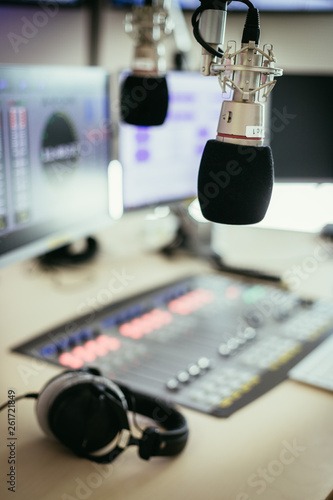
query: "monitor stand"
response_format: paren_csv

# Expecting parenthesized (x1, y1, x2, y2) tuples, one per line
(160, 202, 213, 260)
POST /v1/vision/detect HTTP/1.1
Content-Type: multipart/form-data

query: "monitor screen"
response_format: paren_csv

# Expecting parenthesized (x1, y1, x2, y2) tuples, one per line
(110, 0, 333, 12)
(119, 70, 232, 211)
(0, 65, 112, 268)
(269, 74, 333, 182)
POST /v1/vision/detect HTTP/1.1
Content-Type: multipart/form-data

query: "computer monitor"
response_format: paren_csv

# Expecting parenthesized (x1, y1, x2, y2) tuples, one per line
(119, 70, 232, 211)
(0, 65, 112, 268)
(269, 73, 333, 182)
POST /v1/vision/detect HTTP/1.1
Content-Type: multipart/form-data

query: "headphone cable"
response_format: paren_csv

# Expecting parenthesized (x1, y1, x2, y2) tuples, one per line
(0, 393, 38, 412)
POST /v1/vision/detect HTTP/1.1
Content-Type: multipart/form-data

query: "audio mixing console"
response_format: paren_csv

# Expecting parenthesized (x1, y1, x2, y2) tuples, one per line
(13, 273, 333, 417)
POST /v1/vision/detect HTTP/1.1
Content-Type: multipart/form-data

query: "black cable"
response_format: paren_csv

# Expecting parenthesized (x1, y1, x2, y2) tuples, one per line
(191, 2, 226, 59)
(191, 0, 257, 58)
(0, 393, 38, 412)
(232, 0, 255, 8)
(241, 5, 260, 44)
(210, 252, 282, 284)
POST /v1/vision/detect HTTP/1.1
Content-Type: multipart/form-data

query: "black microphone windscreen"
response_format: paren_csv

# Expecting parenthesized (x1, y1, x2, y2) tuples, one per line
(120, 75, 168, 126)
(198, 140, 274, 225)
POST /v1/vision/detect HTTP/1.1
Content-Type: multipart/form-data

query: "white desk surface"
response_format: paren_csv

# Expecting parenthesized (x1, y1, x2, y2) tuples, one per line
(1, 215, 333, 500)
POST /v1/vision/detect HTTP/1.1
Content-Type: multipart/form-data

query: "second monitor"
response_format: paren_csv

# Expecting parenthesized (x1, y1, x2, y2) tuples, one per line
(119, 70, 232, 211)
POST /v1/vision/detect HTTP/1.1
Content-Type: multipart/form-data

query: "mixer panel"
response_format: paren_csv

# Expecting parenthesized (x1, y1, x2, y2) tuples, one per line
(13, 274, 333, 417)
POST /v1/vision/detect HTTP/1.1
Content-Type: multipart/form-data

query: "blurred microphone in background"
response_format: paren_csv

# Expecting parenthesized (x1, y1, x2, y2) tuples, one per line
(120, 0, 174, 126)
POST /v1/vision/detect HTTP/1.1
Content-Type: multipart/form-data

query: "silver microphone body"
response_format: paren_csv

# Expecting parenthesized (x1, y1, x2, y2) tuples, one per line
(216, 42, 265, 147)
(212, 41, 282, 147)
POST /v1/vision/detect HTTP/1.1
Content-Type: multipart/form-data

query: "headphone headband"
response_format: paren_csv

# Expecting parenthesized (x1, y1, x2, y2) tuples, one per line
(118, 383, 189, 460)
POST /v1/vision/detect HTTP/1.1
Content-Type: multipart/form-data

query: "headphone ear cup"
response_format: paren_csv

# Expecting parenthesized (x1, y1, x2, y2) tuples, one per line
(48, 383, 123, 454)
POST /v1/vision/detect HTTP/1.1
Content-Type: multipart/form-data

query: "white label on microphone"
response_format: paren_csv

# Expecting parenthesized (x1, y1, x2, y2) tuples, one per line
(246, 126, 264, 138)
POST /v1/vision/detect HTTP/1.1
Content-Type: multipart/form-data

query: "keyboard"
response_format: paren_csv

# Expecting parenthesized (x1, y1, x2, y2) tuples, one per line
(289, 334, 333, 392)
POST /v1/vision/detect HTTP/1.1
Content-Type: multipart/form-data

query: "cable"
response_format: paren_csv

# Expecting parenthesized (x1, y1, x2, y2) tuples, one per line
(0, 393, 38, 412)
(232, 0, 255, 8)
(191, 0, 257, 58)
(191, 1, 226, 58)
(210, 252, 282, 284)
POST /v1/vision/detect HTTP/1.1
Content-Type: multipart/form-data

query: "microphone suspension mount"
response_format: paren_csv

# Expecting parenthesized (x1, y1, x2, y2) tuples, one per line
(211, 40, 283, 103)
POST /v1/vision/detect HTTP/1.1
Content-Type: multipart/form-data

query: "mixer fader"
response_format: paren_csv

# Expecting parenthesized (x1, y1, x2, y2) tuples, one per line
(13, 273, 333, 417)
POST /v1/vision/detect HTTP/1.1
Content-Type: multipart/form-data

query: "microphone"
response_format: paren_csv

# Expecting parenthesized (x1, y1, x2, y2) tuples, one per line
(193, 1, 282, 224)
(120, 0, 173, 126)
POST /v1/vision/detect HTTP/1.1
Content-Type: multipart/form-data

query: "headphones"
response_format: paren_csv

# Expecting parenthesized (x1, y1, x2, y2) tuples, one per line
(34, 368, 189, 464)
(37, 237, 99, 268)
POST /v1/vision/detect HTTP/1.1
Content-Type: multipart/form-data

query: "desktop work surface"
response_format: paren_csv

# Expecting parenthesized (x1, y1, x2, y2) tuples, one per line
(1, 226, 333, 500)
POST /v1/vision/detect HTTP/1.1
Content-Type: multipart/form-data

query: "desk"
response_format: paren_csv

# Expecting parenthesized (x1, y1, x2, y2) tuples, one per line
(1, 218, 333, 500)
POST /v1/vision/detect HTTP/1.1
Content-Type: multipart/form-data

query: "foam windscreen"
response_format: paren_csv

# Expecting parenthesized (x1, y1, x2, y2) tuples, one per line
(197, 140, 274, 225)
(120, 75, 169, 126)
